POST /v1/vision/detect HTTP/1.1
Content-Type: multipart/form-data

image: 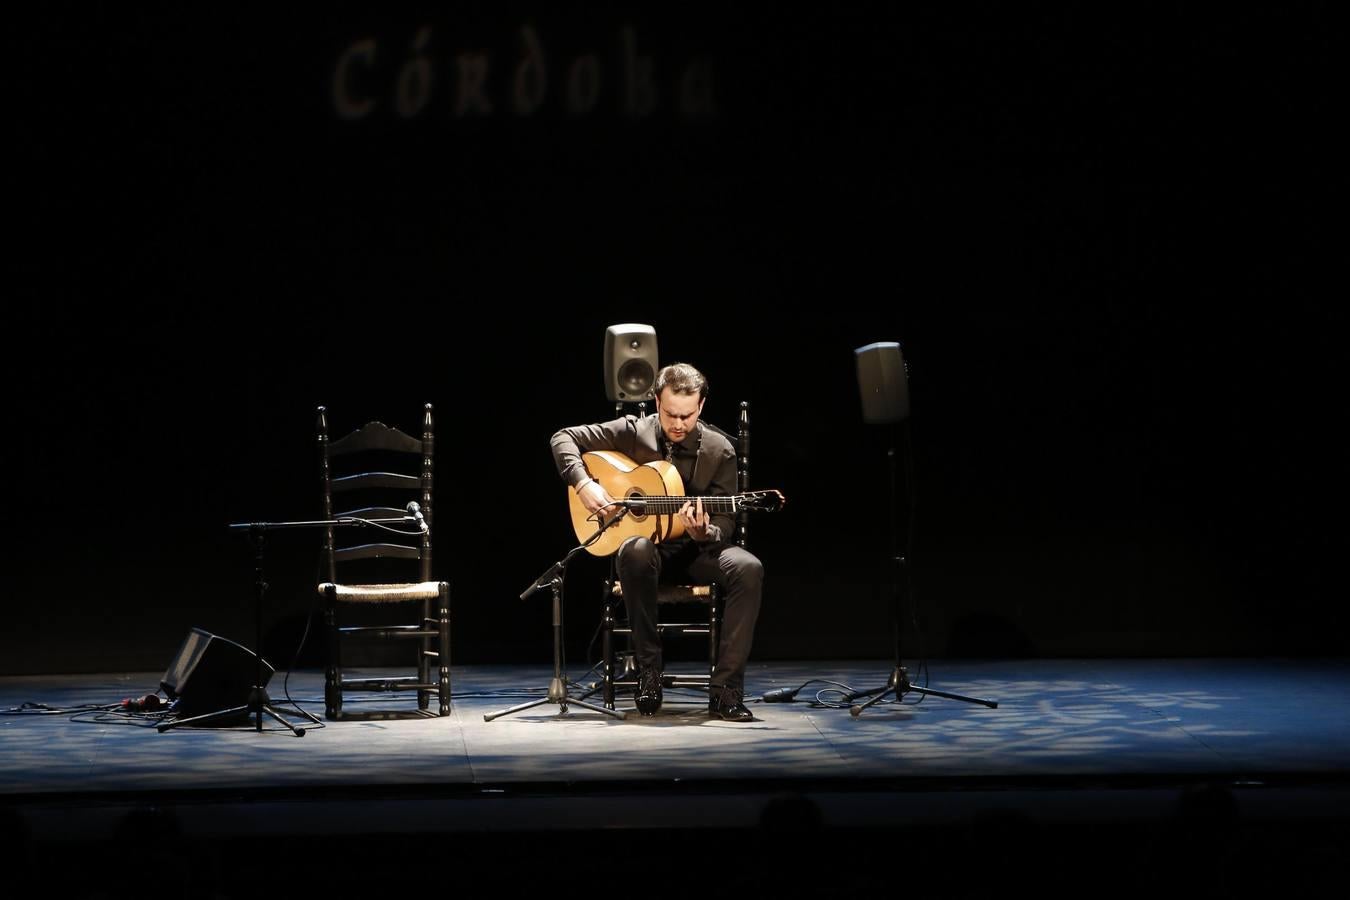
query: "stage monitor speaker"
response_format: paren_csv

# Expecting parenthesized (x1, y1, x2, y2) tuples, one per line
(604, 324, 659, 402)
(855, 341, 910, 424)
(160, 628, 273, 719)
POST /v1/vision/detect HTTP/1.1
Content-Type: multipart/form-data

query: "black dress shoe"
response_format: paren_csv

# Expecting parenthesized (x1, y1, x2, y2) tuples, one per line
(709, 687, 754, 722)
(636, 667, 663, 716)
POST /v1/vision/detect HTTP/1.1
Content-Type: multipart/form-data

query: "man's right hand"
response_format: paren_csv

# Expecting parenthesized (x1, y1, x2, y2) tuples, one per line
(578, 480, 620, 515)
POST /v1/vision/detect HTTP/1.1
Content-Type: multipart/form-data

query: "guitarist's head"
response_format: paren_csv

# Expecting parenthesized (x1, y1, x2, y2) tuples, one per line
(654, 363, 708, 446)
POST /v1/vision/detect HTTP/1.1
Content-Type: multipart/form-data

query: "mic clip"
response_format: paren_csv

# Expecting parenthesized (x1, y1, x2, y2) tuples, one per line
(407, 501, 429, 535)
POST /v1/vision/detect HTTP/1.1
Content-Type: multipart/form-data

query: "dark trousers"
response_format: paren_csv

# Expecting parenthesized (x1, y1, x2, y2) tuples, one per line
(615, 537, 763, 693)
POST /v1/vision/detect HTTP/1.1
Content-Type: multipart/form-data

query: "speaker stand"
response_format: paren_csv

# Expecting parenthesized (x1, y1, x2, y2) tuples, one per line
(846, 422, 998, 716)
(159, 523, 321, 735)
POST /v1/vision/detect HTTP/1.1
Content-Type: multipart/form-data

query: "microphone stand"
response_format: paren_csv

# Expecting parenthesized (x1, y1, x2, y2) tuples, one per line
(484, 507, 631, 721)
(158, 515, 411, 736)
(847, 421, 998, 716)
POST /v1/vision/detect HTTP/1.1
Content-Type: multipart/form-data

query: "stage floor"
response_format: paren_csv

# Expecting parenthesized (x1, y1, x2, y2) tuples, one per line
(4, 657, 1348, 896)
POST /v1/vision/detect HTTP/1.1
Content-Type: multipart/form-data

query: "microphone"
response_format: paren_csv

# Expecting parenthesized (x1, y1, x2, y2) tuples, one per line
(407, 501, 429, 534)
(761, 686, 800, 703)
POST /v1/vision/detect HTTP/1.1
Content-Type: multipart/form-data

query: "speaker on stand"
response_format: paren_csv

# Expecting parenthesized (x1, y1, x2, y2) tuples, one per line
(856, 340, 911, 425)
(604, 324, 659, 413)
(846, 341, 998, 715)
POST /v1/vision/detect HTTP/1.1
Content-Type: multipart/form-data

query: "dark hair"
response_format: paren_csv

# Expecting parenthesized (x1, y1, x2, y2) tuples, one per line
(654, 362, 708, 400)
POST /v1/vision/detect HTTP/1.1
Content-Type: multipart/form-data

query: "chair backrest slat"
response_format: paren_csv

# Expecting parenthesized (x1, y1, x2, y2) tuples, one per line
(329, 422, 424, 455)
(331, 472, 421, 492)
(334, 543, 423, 563)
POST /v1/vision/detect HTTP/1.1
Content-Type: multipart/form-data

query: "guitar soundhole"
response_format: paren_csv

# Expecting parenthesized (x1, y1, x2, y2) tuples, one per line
(625, 489, 648, 521)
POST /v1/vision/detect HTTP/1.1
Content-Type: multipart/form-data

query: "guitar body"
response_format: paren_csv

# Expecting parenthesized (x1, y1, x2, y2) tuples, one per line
(569, 451, 687, 556)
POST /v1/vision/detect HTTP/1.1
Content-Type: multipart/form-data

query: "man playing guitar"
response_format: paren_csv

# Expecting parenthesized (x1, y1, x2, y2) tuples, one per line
(550, 363, 764, 721)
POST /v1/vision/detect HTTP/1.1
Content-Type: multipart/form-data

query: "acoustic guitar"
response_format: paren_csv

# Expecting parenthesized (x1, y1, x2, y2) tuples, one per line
(567, 450, 785, 556)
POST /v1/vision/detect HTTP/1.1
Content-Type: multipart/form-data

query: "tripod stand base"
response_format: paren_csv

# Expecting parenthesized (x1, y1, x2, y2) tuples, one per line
(495, 555, 631, 723)
(848, 667, 998, 717)
(157, 686, 320, 735)
(484, 677, 627, 721)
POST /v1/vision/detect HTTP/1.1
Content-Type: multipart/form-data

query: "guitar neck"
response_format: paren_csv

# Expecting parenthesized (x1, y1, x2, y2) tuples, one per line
(628, 496, 739, 513)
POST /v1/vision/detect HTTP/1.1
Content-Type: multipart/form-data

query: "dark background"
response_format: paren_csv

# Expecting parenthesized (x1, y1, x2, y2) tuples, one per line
(8, 5, 1340, 675)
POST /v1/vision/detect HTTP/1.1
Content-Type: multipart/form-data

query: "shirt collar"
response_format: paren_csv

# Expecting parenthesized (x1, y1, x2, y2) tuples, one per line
(661, 426, 700, 458)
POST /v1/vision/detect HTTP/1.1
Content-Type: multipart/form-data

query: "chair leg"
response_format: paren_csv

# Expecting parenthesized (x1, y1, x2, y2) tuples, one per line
(437, 582, 451, 716)
(323, 587, 343, 721)
(708, 588, 722, 682)
(601, 600, 616, 710)
(418, 594, 431, 711)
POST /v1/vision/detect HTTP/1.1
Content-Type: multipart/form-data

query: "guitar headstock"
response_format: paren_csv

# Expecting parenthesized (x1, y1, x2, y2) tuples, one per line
(738, 490, 786, 512)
